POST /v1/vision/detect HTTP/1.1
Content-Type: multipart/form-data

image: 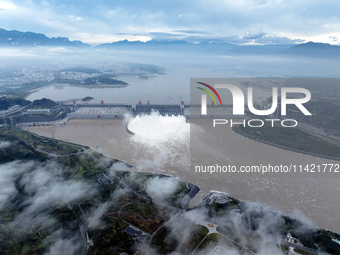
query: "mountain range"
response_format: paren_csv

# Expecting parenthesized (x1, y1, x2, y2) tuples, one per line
(0, 28, 89, 47)
(1, 28, 340, 58)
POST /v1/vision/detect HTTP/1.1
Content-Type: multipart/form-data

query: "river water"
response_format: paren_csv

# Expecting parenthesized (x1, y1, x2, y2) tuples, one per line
(25, 55, 340, 232)
(26, 73, 190, 104)
(29, 115, 340, 233)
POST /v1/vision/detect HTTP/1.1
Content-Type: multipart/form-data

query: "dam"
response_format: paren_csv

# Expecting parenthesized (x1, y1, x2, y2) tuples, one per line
(67, 102, 238, 119)
(17, 102, 247, 127)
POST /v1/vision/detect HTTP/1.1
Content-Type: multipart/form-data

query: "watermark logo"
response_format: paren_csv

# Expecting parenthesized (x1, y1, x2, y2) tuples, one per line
(197, 82, 223, 106)
(198, 82, 311, 116)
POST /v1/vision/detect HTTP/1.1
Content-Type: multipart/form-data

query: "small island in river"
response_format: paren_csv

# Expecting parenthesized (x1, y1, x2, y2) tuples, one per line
(81, 96, 94, 102)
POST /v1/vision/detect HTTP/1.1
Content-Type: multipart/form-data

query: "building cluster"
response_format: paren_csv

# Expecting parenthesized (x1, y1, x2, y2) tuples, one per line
(0, 105, 21, 116)
(0, 69, 100, 87)
(26, 108, 50, 113)
(205, 192, 232, 205)
(0, 62, 159, 89)
(0, 69, 55, 87)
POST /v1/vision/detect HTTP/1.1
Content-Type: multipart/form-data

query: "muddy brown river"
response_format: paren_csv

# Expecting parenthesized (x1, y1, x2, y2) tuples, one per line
(29, 117, 340, 233)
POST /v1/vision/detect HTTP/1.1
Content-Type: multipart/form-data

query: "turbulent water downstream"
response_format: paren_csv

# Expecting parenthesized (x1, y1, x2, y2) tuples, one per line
(29, 113, 340, 233)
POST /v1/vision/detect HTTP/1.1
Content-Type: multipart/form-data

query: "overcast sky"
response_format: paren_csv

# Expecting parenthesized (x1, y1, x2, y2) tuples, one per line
(0, 0, 339, 45)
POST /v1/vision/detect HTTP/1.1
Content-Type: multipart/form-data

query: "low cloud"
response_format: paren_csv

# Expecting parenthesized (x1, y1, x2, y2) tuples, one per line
(145, 176, 179, 202)
(19, 162, 96, 213)
(0, 161, 34, 209)
(290, 208, 315, 229)
(109, 161, 131, 174)
(1, 160, 97, 232)
(0, 141, 11, 149)
(44, 229, 82, 255)
(87, 187, 128, 229)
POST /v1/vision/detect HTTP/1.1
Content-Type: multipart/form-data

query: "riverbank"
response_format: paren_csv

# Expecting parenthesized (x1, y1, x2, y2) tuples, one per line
(233, 125, 340, 161)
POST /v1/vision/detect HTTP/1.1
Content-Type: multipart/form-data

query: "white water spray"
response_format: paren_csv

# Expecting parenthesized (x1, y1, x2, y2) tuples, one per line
(127, 111, 190, 172)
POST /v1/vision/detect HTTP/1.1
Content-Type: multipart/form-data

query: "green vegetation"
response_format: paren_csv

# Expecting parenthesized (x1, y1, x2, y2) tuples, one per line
(196, 233, 235, 251)
(41, 142, 79, 154)
(1, 127, 80, 154)
(1, 91, 30, 98)
(0, 128, 47, 163)
(0, 163, 79, 255)
(206, 196, 242, 218)
(150, 226, 179, 254)
(52, 78, 80, 85)
(285, 78, 340, 99)
(0, 93, 67, 126)
(0, 128, 145, 255)
(129, 63, 166, 74)
(180, 225, 209, 254)
(83, 76, 128, 86)
(120, 172, 149, 194)
(151, 224, 209, 254)
(0, 96, 30, 110)
(169, 181, 191, 206)
(88, 218, 134, 255)
(58, 153, 105, 178)
(291, 228, 340, 254)
(122, 203, 156, 219)
(120, 211, 161, 234)
(81, 96, 94, 102)
(287, 99, 340, 133)
(32, 98, 56, 107)
(13, 111, 67, 124)
(60, 67, 102, 74)
(138, 74, 149, 79)
(20, 80, 52, 91)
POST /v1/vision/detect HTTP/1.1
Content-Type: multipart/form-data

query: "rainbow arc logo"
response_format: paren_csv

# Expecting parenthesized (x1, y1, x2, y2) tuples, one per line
(196, 82, 223, 106)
